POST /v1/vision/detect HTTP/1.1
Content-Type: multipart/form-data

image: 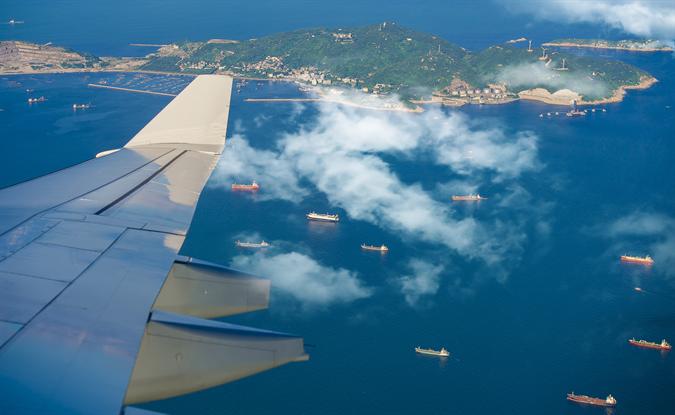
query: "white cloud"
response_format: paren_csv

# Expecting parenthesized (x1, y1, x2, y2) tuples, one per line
(501, 0, 675, 41)
(218, 95, 542, 268)
(397, 259, 445, 305)
(494, 62, 610, 98)
(420, 111, 540, 180)
(231, 251, 372, 306)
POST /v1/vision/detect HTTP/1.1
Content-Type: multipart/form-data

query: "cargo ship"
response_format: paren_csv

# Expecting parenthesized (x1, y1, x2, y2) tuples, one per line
(451, 194, 487, 201)
(306, 212, 339, 222)
(231, 181, 259, 191)
(235, 240, 270, 249)
(628, 338, 671, 351)
(361, 243, 389, 252)
(567, 393, 616, 407)
(620, 254, 654, 265)
(415, 346, 449, 357)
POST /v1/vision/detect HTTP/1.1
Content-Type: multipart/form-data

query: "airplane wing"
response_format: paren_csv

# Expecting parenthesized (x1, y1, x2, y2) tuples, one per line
(0, 75, 308, 415)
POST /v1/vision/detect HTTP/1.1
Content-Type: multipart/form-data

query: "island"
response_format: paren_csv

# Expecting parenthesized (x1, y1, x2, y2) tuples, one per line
(0, 23, 658, 108)
(0, 41, 145, 73)
(543, 38, 673, 52)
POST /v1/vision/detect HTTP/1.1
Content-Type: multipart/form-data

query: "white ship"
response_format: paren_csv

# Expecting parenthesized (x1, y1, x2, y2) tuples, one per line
(361, 244, 389, 252)
(72, 103, 91, 110)
(415, 346, 449, 357)
(306, 212, 339, 222)
(27, 96, 46, 104)
(235, 240, 270, 249)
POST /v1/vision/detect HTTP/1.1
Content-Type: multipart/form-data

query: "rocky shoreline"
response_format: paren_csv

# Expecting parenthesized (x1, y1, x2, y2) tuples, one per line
(517, 76, 658, 106)
(542, 42, 673, 52)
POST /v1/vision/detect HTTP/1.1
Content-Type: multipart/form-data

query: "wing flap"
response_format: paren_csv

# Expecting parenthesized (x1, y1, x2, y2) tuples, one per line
(153, 257, 270, 318)
(124, 311, 307, 405)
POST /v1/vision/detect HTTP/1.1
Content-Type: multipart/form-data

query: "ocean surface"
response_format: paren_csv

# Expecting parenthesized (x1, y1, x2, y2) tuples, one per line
(2, 3, 675, 415)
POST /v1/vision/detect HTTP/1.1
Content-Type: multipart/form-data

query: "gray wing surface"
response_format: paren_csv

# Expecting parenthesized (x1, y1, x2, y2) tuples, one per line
(0, 75, 307, 415)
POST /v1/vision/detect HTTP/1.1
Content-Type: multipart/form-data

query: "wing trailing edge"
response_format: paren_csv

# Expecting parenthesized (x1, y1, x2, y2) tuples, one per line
(124, 311, 308, 405)
(153, 256, 271, 319)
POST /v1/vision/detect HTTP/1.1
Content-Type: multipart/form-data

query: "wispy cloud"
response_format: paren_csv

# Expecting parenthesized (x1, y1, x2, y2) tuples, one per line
(218, 100, 540, 264)
(397, 259, 445, 306)
(218, 93, 551, 304)
(231, 251, 372, 307)
(501, 0, 675, 41)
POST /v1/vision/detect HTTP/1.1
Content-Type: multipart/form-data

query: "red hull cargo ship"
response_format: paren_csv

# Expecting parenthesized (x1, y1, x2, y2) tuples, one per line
(231, 181, 259, 191)
(620, 254, 654, 265)
(567, 393, 616, 407)
(628, 338, 671, 351)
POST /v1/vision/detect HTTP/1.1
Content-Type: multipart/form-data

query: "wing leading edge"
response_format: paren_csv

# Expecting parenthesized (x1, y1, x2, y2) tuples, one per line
(0, 75, 307, 415)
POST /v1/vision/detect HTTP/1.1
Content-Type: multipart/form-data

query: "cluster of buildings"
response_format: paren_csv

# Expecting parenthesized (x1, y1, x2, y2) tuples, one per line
(431, 82, 514, 105)
(332, 32, 354, 43)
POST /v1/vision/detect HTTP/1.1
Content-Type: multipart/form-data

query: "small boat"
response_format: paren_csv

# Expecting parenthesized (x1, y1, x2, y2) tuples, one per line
(539, 113, 543, 118)
(547, 112, 551, 116)
(555, 111, 559, 115)
(415, 346, 449, 357)
(628, 338, 671, 351)
(620, 254, 654, 265)
(72, 103, 90, 110)
(235, 240, 270, 249)
(567, 393, 616, 407)
(27, 96, 46, 104)
(361, 244, 389, 253)
(451, 194, 487, 201)
(231, 181, 259, 191)
(306, 212, 339, 222)
(602, 108, 607, 112)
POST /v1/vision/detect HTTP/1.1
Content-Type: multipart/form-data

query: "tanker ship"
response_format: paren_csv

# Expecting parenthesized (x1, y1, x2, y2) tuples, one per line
(306, 212, 340, 222)
(620, 254, 654, 265)
(414, 346, 449, 357)
(361, 244, 389, 252)
(628, 338, 671, 351)
(231, 181, 260, 191)
(567, 393, 616, 407)
(451, 194, 487, 201)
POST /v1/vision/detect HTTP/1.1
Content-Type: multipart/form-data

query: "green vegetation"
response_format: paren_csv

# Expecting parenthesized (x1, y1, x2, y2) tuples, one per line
(137, 23, 652, 100)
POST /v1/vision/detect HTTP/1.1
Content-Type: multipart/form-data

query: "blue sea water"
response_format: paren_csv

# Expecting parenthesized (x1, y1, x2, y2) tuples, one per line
(1, 0, 639, 55)
(1, 2, 675, 415)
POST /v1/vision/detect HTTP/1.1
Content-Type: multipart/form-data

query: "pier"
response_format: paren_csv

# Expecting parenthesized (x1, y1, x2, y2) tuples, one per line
(129, 43, 169, 47)
(245, 98, 321, 103)
(87, 83, 177, 97)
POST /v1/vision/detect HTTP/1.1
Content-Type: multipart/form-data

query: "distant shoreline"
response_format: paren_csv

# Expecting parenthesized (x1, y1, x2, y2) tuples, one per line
(1, 69, 657, 111)
(542, 42, 673, 52)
